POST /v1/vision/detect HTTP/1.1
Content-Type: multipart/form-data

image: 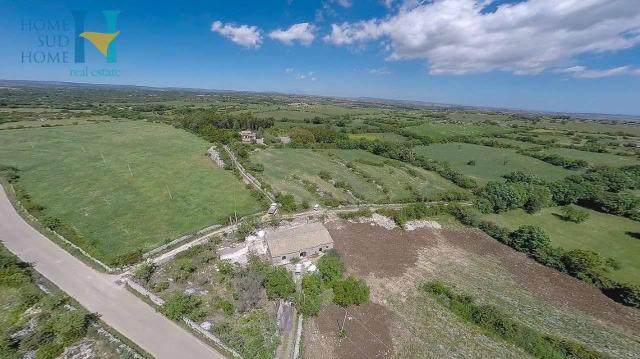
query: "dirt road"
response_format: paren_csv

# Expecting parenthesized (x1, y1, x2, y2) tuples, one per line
(0, 186, 224, 359)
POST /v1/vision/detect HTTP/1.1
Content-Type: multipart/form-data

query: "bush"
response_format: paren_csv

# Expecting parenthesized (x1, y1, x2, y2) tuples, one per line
(333, 275, 370, 306)
(506, 225, 551, 257)
(264, 266, 295, 300)
(559, 206, 589, 223)
(133, 262, 156, 283)
(297, 274, 323, 317)
(317, 249, 344, 284)
(318, 170, 332, 181)
(423, 281, 607, 359)
(160, 292, 202, 320)
(35, 343, 65, 359)
(276, 193, 297, 212)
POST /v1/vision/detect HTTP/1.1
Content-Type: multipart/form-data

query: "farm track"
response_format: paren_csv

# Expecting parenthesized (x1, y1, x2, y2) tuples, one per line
(0, 185, 226, 359)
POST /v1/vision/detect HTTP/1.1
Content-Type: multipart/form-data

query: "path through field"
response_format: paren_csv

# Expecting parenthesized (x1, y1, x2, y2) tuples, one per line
(0, 186, 225, 359)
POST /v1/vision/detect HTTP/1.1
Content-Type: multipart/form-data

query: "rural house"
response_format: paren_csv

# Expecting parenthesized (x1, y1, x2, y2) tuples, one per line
(239, 130, 257, 143)
(266, 222, 334, 264)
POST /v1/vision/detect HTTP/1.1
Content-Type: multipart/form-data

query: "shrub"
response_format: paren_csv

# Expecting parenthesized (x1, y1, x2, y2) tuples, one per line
(333, 275, 370, 306)
(133, 262, 156, 283)
(559, 206, 589, 223)
(264, 266, 295, 300)
(318, 170, 332, 181)
(506, 225, 551, 257)
(317, 249, 344, 284)
(35, 343, 65, 359)
(160, 292, 202, 320)
(276, 193, 297, 212)
(289, 128, 315, 144)
(297, 274, 323, 317)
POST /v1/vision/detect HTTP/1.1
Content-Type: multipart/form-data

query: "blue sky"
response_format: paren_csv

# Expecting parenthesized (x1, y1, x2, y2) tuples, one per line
(1, 0, 639, 115)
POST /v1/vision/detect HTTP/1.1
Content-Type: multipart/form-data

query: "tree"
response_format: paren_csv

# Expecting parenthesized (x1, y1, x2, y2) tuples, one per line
(289, 128, 315, 144)
(476, 181, 527, 213)
(333, 275, 370, 306)
(560, 249, 603, 281)
(507, 225, 551, 257)
(317, 250, 345, 284)
(297, 274, 323, 316)
(264, 266, 295, 300)
(523, 185, 552, 213)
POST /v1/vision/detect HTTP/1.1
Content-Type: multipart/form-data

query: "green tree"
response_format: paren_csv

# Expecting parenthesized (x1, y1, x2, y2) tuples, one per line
(289, 128, 315, 144)
(507, 225, 551, 257)
(317, 250, 344, 284)
(333, 276, 370, 306)
(264, 266, 295, 300)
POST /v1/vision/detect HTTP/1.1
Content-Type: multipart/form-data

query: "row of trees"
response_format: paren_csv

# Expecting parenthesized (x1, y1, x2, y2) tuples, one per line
(474, 167, 640, 221)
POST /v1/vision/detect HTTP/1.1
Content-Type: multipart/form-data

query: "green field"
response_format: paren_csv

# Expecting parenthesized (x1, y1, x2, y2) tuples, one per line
(252, 148, 460, 204)
(484, 206, 640, 285)
(348, 132, 408, 142)
(0, 121, 261, 263)
(413, 143, 574, 183)
(540, 147, 638, 167)
(404, 122, 512, 140)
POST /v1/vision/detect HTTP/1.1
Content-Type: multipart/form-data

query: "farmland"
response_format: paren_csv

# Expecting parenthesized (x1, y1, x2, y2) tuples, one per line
(483, 206, 640, 286)
(304, 219, 640, 359)
(0, 121, 261, 264)
(539, 147, 639, 167)
(404, 121, 512, 140)
(251, 148, 461, 205)
(413, 143, 574, 183)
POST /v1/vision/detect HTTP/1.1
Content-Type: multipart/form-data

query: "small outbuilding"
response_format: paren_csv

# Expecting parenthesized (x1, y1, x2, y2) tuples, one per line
(239, 130, 257, 143)
(266, 222, 334, 264)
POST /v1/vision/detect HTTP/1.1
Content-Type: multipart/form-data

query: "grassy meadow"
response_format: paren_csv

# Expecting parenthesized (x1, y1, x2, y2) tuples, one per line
(484, 206, 640, 285)
(540, 147, 639, 167)
(413, 143, 574, 183)
(251, 148, 460, 205)
(404, 122, 512, 140)
(0, 121, 261, 263)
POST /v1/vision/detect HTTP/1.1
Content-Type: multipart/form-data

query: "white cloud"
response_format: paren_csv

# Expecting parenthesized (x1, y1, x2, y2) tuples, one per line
(211, 21, 262, 48)
(269, 23, 317, 45)
(368, 67, 391, 75)
(337, 0, 352, 8)
(324, 0, 640, 75)
(285, 68, 317, 80)
(561, 65, 639, 78)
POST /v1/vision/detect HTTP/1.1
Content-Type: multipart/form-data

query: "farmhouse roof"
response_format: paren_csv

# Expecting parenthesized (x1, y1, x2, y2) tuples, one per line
(266, 222, 333, 257)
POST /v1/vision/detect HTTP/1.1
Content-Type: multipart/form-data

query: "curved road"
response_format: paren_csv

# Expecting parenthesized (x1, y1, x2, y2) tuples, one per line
(0, 186, 224, 359)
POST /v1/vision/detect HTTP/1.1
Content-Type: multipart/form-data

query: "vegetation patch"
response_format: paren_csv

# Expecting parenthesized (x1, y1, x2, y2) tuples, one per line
(423, 281, 608, 359)
(0, 121, 262, 264)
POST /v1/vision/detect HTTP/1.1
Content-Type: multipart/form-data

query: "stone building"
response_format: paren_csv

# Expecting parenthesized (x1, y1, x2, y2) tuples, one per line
(266, 222, 334, 264)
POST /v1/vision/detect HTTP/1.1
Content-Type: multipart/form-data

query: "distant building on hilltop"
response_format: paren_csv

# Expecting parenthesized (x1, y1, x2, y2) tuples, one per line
(266, 222, 334, 264)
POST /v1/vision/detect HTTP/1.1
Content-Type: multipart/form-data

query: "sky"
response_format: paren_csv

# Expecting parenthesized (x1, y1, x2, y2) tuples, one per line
(1, 0, 639, 115)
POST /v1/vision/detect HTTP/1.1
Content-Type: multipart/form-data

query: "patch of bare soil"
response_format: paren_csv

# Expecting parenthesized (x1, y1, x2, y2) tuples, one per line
(440, 228, 640, 331)
(305, 303, 394, 359)
(326, 221, 439, 277)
